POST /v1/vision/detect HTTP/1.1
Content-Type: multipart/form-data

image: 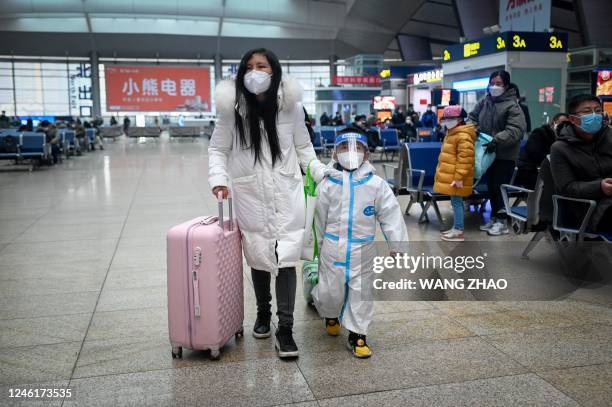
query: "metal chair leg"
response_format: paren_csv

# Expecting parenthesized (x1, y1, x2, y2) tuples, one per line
(418, 201, 431, 223)
(405, 195, 415, 215)
(432, 199, 445, 227)
(521, 231, 545, 259)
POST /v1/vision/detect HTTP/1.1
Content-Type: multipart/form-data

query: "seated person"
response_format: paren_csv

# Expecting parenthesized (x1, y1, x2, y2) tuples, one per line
(350, 116, 382, 152)
(515, 112, 569, 189)
(550, 94, 612, 232)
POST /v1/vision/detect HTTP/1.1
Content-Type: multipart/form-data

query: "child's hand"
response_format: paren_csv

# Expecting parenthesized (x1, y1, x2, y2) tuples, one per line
(450, 180, 463, 188)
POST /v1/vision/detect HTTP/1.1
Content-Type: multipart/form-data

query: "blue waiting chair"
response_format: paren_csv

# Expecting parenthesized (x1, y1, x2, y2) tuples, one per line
(86, 128, 96, 149)
(0, 132, 21, 159)
(62, 130, 79, 156)
(320, 128, 336, 154)
(379, 128, 400, 161)
(552, 196, 612, 242)
(404, 142, 449, 225)
(312, 131, 325, 155)
(416, 127, 434, 142)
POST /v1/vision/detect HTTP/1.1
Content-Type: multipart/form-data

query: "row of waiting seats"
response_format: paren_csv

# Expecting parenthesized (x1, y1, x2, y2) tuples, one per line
(384, 142, 610, 255)
(313, 127, 404, 161)
(0, 128, 98, 169)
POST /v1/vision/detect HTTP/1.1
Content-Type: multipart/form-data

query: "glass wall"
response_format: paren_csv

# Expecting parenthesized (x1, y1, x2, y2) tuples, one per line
(1, 56, 338, 121)
(0, 59, 92, 117)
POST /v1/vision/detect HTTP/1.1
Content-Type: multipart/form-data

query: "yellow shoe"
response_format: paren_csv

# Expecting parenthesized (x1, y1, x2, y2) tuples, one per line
(348, 332, 372, 358)
(325, 318, 341, 336)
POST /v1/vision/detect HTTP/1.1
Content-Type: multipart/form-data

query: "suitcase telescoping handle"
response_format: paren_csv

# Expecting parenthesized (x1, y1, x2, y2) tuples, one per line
(216, 191, 234, 231)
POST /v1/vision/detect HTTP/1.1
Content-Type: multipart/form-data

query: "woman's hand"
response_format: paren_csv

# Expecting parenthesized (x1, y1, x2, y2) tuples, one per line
(212, 186, 229, 199)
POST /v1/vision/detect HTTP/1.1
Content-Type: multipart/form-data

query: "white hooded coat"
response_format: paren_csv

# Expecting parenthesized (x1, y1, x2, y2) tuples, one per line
(208, 77, 326, 274)
(312, 161, 409, 335)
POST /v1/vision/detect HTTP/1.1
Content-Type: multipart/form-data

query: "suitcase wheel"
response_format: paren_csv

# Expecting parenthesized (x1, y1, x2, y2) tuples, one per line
(171, 346, 183, 359)
(235, 328, 244, 339)
(210, 349, 221, 360)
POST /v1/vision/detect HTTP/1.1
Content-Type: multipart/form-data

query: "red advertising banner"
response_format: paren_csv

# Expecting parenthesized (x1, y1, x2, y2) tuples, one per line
(332, 75, 381, 86)
(105, 65, 211, 112)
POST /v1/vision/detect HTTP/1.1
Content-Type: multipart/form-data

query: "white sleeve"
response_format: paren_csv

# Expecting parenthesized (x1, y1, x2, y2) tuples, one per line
(208, 108, 235, 189)
(314, 179, 330, 247)
(375, 179, 409, 252)
(292, 102, 327, 183)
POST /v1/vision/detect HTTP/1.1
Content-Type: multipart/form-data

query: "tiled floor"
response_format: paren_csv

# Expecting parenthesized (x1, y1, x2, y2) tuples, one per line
(0, 134, 610, 406)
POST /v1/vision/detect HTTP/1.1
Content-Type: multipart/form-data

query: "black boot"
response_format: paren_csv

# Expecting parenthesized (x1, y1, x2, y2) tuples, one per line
(275, 326, 298, 358)
(252, 313, 271, 339)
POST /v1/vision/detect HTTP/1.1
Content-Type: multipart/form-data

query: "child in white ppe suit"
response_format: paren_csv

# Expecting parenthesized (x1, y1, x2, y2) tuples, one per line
(312, 128, 409, 358)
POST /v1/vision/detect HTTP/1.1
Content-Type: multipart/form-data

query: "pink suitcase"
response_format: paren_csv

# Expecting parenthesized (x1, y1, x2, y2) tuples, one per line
(166, 197, 244, 360)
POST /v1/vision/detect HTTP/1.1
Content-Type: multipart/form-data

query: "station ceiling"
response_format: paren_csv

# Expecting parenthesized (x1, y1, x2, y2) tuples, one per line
(0, 0, 609, 61)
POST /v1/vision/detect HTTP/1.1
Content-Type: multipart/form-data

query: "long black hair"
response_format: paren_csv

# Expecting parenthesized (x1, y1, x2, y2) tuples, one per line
(234, 48, 283, 166)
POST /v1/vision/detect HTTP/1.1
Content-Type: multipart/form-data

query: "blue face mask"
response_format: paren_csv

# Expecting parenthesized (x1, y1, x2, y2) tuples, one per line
(576, 113, 603, 134)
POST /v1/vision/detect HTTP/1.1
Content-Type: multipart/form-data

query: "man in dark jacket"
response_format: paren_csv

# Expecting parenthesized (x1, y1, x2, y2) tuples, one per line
(550, 94, 612, 232)
(421, 105, 437, 128)
(515, 112, 569, 189)
(0, 111, 10, 128)
(319, 112, 331, 126)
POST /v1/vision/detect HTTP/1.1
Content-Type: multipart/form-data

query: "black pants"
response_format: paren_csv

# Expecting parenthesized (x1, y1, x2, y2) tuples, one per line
(486, 159, 516, 220)
(251, 267, 296, 329)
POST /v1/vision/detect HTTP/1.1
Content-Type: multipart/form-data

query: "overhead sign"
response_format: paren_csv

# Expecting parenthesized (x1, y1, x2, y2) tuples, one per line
(333, 75, 381, 86)
(409, 69, 443, 85)
(442, 31, 567, 63)
(499, 0, 551, 32)
(105, 65, 211, 112)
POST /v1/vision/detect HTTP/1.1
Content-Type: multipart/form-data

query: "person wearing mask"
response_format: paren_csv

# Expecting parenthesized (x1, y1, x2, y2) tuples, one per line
(404, 116, 417, 141)
(353, 114, 382, 152)
(406, 103, 415, 118)
(434, 106, 477, 242)
(421, 105, 437, 128)
(391, 107, 405, 126)
(312, 129, 408, 358)
(320, 112, 331, 126)
(515, 113, 569, 189)
(208, 48, 328, 358)
(550, 94, 612, 232)
(47, 124, 61, 164)
(411, 112, 423, 128)
(468, 70, 526, 236)
(332, 111, 344, 126)
(0, 111, 10, 128)
(26, 117, 33, 131)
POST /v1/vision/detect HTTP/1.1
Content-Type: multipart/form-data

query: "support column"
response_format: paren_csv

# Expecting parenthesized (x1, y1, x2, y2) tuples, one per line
(329, 55, 338, 82)
(90, 51, 101, 118)
(214, 53, 222, 82)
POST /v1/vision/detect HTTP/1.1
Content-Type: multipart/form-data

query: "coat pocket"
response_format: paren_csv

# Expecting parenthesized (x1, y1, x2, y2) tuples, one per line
(231, 174, 265, 232)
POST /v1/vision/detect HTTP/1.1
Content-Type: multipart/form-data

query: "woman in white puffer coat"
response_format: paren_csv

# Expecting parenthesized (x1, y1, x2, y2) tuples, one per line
(208, 48, 326, 358)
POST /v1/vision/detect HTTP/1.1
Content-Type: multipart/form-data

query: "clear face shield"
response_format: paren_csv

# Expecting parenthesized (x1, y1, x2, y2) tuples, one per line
(335, 135, 366, 170)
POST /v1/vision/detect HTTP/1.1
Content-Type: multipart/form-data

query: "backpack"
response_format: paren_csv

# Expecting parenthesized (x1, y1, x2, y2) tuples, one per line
(474, 132, 496, 180)
(0, 135, 19, 154)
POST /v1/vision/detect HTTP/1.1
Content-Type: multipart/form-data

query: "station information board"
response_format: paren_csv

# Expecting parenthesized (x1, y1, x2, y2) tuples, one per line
(443, 31, 568, 63)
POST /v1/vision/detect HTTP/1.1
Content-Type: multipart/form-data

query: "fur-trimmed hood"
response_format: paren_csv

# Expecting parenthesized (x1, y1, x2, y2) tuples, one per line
(214, 76, 303, 117)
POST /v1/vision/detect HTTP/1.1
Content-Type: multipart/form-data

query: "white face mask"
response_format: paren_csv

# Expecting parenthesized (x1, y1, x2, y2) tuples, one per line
(441, 118, 459, 129)
(244, 70, 272, 95)
(489, 85, 504, 98)
(337, 151, 364, 170)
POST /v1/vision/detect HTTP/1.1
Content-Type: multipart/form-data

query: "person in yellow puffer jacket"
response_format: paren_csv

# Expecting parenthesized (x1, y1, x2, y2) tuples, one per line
(433, 105, 477, 242)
